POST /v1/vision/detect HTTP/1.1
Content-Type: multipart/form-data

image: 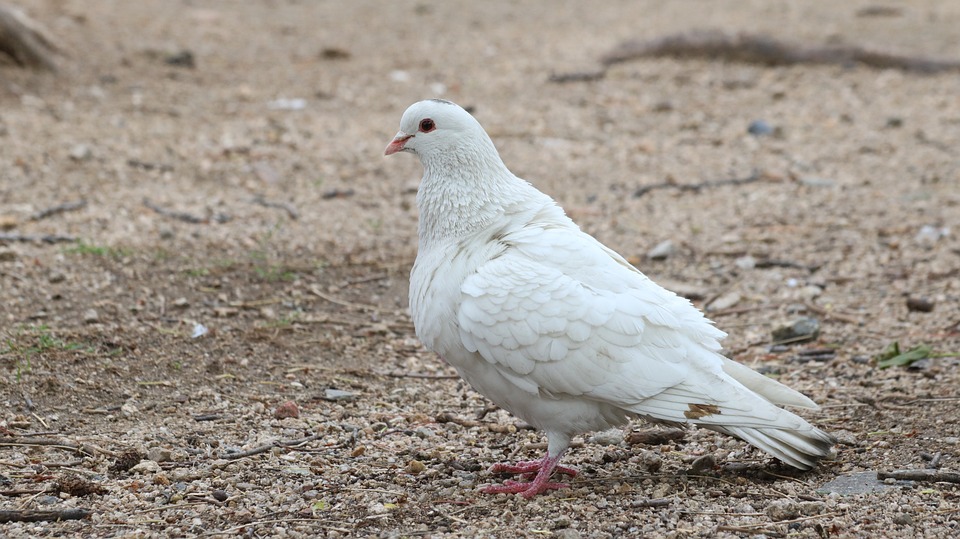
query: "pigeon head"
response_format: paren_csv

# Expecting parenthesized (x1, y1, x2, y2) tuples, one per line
(384, 100, 500, 170)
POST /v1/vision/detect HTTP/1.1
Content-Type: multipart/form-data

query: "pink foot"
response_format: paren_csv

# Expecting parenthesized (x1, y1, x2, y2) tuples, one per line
(482, 454, 576, 498)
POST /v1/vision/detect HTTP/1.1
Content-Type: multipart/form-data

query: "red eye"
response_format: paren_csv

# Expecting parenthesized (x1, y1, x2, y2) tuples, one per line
(419, 119, 435, 132)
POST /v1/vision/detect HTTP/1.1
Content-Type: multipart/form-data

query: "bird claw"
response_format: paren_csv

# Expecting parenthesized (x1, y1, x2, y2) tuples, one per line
(481, 479, 569, 498)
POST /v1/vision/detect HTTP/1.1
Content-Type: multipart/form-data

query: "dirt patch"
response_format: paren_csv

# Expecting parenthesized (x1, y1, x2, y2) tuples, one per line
(2, 1, 959, 537)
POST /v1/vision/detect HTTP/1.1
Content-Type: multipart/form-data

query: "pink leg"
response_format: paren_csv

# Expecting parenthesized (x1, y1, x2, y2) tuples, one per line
(481, 453, 576, 498)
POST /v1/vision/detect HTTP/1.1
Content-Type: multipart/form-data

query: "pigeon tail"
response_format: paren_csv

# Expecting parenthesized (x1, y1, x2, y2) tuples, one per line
(705, 423, 836, 470)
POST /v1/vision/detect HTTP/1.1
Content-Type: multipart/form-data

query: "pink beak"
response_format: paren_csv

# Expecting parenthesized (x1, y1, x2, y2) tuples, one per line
(384, 132, 413, 156)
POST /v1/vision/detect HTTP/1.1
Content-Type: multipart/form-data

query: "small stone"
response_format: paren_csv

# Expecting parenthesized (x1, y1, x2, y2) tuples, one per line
(273, 400, 300, 419)
(323, 388, 357, 401)
(130, 460, 162, 474)
(121, 402, 138, 417)
(554, 529, 581, 539)
(414, 427, 436, 439)
(147, 447, 173, 463)
(646, 239, 676, 260)
(747, 120, 775, 136)
(734, 255, 756, 269)
(165, 50, 196, 68)
(82, 308, 99, 324)
(690, 454, 717, 473)
(0, 215, 17, 230)
(48, 271, 67, 283)
(915, 225, 949, 246)
(766, 500, 801, 521)
(69, 144, 93, 161)
(893, 513, 915, 526)
(0, 248, 17, 262)
(799, 176, 836, 187)
(172, 297, 189, 308)
(37, 495, 61, 505)
(351, 446, 366, 457)
(772, 317, 820, 344)
(211, 489, 228, 502)
(639, 450, 662, 472)
(405, 460, 426, 475)
(906, 297, 934, 313)
(706, 291, 741, 311)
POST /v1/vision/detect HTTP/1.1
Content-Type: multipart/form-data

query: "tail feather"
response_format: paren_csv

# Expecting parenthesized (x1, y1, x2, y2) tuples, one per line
(706, 423, 836, 470)
(720, 356, 818, 409)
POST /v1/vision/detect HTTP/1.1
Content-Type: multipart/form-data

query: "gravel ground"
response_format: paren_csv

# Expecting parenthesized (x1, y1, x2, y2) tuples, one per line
(1, 1, 959, 537)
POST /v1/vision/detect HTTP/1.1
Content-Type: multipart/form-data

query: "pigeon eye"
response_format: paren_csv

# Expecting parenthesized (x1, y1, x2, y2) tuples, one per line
(419, 119, 436, 132)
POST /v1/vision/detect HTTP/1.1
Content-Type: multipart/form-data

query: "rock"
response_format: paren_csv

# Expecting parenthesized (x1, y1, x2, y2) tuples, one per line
(734, 255, 756, 269)
(69, 144, 93, 161)
(690, 454, 717, 473)
(48, 271, 66, 283)
(0, 215, 17, 230)
(414, 427, 436, 439)
(273, 400, 300, 419)
(915, 225, 949, 246)
(147, 447, 173, 463)
(165, 50, 196, 68)
(747, 120, 775, 136)
(706, 291, 741, 311)
(121, 402, 138, 417)
(893, 513, 915, 526)
(212, 489, 229, 502)
(405, 460, 426, 475)
(554, 529, 581, 539)
(172, 297, 189, 308)
(130, 460, 162, 474)
(323, 388, 357, 401)
(772, 317, 820, 344)
(646, 239, 676, 260)
(765, 500, 801, 521)
(906, 297, 934, 313)
(82, 308, 99, 324)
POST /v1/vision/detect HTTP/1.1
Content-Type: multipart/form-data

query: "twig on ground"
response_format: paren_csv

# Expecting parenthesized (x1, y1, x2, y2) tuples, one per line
(309, 285, 378, 311)
(551, 30, 960, 84)
(631, 498, 673, 508)
(0, 233, 76, 244)
(601, 29, 960, 72)
(0, 508, 91, 523)
(383, 371, 460, 380)
(251, 195, 299, 220)
(220, 433, 323, 461)
(0, 437, 116, 457)
(877, 469, 960, 484)
(29, 200, 86, 221)
(143, 199, 230, 224)
(633, 171, 762, 198)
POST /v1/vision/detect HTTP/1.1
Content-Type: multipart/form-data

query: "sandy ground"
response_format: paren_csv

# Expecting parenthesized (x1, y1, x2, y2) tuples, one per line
(1, 0, 959, 537)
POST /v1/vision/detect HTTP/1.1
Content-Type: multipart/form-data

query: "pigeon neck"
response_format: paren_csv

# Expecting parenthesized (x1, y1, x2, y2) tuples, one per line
(416, 148, 528, 244)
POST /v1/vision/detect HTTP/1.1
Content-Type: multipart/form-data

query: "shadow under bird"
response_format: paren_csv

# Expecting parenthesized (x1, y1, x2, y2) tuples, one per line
(385, 99, 835, 498)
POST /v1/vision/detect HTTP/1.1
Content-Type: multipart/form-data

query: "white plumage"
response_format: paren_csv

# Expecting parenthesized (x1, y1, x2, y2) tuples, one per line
(385, 99, 835, 497)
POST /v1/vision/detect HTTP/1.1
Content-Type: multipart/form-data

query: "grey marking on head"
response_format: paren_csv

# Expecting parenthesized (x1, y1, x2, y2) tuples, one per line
(428, 99, 457, 106)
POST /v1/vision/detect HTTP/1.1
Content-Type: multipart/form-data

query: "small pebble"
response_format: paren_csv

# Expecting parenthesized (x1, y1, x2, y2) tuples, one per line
(690, 454, 717, 473)
(211, 489, 228, 502)
(906, 297, 934, 313)
(274, 401, 300, 419)
(0, 248, 18, 262)
(69, 144, 93, 161)
(747, 120, 775, 136)
(323, 388, 357, 401)
(590, 428, 624, 446)
(83, 308, 99, 324)
(765, 500, 801, 521)
(646, 239, 676, 260)
(406, 460, 426, 474)
(771, 317, 821, 344)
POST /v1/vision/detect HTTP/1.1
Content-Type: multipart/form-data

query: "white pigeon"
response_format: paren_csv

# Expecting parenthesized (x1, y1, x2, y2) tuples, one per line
(385, 99, 835, 498)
